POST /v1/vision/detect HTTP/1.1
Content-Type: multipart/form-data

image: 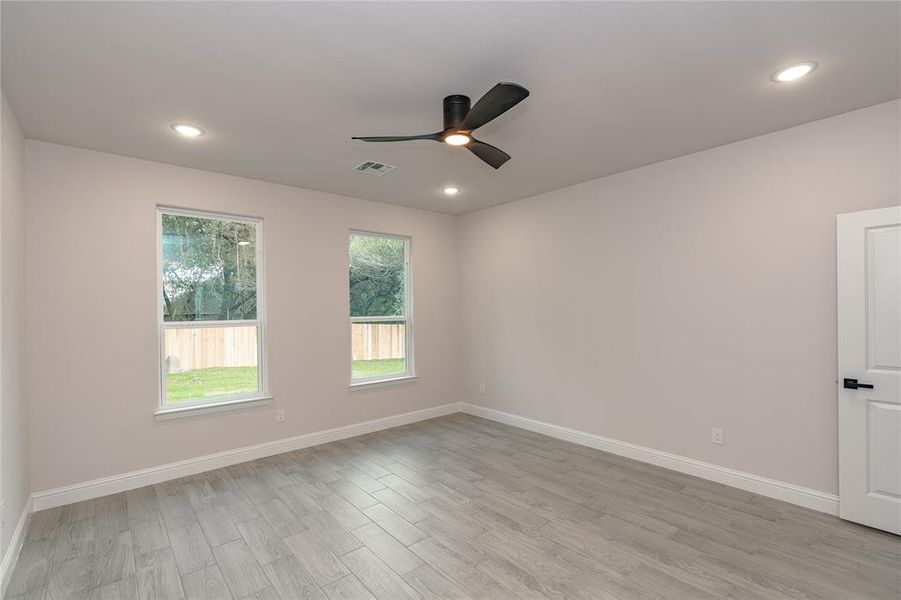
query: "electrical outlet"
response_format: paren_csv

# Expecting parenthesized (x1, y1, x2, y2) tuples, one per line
(479, 382, 486, 395)
(711, 427, 724, 445)
(276, 409, 286, 423)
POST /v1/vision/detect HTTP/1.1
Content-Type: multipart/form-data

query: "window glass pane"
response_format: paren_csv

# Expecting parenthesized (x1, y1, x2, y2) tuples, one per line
(162, 213, 257, 322)
(351, 320, 406, 379)
(349, 233, 405, 317)
(164, 325, 259, 404)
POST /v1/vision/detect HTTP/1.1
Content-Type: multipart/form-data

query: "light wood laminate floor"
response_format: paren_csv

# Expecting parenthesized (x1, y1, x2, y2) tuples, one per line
(5, 414, 900, 599)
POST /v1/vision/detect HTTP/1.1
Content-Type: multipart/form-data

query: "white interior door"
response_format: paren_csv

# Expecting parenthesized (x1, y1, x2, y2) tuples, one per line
(838, 205, 901, 534)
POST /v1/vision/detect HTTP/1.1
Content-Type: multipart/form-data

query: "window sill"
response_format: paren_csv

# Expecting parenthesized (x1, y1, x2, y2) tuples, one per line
(154, 396, 273, 421)
(349, 375, 418, 390)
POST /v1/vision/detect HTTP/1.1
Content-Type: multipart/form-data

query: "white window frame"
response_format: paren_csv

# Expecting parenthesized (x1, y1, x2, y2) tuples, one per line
(349, 230, 415, 387)
(156, 206, 269, 417)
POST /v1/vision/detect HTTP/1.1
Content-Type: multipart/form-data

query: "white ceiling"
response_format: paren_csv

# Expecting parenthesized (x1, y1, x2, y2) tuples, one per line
(2, 2, 898, 215)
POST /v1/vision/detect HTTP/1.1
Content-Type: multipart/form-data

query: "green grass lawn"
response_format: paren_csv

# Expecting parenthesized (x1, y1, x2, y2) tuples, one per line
(167, 359, 407, 404)
(352, 358, 406, 380)
(166, 366, 259, 404)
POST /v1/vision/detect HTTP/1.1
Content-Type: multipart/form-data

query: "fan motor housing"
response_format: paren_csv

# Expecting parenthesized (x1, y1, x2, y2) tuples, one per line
(443, 95, 471, 130)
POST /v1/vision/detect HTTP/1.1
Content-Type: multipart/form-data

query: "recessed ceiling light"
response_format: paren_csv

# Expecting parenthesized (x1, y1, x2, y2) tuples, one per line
(171, 123, 204, 137)
(443, 186, 459, 196)
(771, 61, 817, 83)
(444, 133, 471, 146)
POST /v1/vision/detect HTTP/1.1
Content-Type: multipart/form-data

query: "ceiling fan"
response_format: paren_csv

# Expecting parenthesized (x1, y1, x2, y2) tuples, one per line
(351, 82, 529, 169)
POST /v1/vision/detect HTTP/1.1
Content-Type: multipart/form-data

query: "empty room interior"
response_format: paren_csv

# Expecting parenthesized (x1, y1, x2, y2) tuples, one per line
(1, 1, 900, 599)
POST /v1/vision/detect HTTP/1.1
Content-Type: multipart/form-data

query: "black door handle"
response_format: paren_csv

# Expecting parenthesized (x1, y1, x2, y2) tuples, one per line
(844, 378, 875, 390)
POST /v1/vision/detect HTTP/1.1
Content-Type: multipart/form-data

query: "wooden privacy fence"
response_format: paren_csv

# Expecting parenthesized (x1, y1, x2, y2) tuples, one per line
(352, 323, 405, 361)
(165, 323, 403, 372)
(164, 325, 258, 373)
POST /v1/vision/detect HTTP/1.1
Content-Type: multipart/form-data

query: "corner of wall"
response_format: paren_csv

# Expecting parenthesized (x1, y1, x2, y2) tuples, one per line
(0, 91, 33, 569)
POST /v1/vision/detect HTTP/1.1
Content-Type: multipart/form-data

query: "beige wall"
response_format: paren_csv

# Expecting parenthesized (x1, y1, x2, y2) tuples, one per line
(460, 100, 900, 495)
(1, 93, 29, 553)
(25, 141, 461, 492)
(20, 99, 900, 499)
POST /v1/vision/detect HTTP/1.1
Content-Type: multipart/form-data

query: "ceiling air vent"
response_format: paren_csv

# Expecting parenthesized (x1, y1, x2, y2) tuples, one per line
(354, 160, 396, 176)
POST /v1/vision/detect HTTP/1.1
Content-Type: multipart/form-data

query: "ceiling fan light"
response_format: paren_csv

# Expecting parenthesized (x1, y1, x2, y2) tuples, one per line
(445, 133, 471, 146)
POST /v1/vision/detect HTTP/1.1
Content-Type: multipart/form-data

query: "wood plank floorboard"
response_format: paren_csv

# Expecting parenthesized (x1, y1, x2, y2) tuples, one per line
(5, 414, 899, 599)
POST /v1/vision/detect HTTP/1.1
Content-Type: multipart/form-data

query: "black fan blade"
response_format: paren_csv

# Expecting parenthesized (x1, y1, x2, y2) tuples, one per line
(467, 139, 511, 169)
(351, 133, 442, 142)
(460, 83, 529, 131)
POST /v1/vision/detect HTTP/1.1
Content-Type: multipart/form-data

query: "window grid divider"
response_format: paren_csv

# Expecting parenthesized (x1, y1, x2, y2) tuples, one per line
(349, 315, 407, 323)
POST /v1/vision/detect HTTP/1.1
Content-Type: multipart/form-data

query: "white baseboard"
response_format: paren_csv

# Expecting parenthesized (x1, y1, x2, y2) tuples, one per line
(31, 400, 839, 517)
(0, 496, 33, 598)
(32, 402, 462, 511)
(461, 403, 839, 515)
